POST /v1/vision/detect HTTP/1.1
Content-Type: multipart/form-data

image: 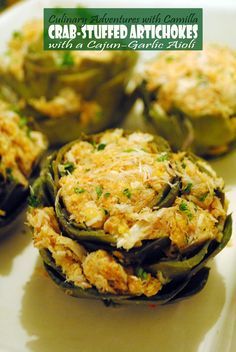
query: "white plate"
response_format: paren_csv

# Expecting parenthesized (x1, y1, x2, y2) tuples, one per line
(0, 1, 236, 352)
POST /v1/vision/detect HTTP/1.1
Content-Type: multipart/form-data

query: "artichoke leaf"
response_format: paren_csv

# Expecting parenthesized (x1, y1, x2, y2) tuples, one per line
(156, 178, 180, 209)
(54, 193, 116, 244)
(148, 240, 211, 280)
(166, 267, 210, 304)
(44, 263, 132, 301)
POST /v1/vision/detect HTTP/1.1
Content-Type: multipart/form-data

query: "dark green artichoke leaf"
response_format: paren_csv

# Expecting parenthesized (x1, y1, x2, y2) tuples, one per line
(0, 181, 28, 237)
(28, 175, 51, 209)
(166, 267, 210, 304)
(122, 237, 170, 266)
(44, 261, 208, 306)
(148, 214, 232, 281)
(44, 263, 132, 301)
(156, 178, 180, 209)
(189, 214, 232, 273)
(54, 193, 116, 245)
(148, 240, 211, 280)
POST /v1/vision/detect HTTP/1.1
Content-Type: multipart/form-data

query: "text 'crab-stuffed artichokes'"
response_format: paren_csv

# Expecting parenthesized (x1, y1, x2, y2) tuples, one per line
(0, 100, 47, 237)
(0, 21, 138, 146)
(27, 129, 232, 305)
(140, 45, 236, 157)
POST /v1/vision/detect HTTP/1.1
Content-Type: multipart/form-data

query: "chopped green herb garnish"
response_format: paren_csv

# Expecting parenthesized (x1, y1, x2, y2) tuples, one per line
(26, 127, 32, 139)
(19, 115, 27, 128)
(95, 185, 103, 199)
(183, 183, 193, 194)
(60, 52, 74, 67)
(58, 162, 75, 175)
(104, 192, 111, 198)
(6, 168, 15, 182)
(182, 162, 187, 169)
(95, 110, 103, 121)
(74, 187, 85, 194)
(166, 56, 174, 62)
(123, 188, 131, 199)
(88, 140, 96, 148)
(13, 31, 22, 39)
(157, 152, 169, 162)
(28, 187, 40, 208)
(179, 201, 188, 212)
(124, 148, 135, 153)
(136, 267, 148, 280)
(179, 201, 193, 220)
(97, 143, 106, 151)
(198, 193, 208, 202)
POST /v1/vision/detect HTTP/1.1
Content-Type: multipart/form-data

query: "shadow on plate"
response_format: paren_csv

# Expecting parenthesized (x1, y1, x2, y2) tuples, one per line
(20, 259, 226, 352)
(209, 148, 236, 186)
(0, 212, 31, 275)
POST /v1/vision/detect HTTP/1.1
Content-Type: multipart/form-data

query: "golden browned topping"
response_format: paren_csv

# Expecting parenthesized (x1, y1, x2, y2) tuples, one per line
(0, 101, 46, 185)
(146, 45, 236, 118)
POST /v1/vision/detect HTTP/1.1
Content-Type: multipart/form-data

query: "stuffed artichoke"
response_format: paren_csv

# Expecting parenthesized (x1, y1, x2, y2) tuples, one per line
(27, 129, 232, 305)
(140, 45, 236, 157)
(0, 100, 47, 237)
(0, 21, 138, 146)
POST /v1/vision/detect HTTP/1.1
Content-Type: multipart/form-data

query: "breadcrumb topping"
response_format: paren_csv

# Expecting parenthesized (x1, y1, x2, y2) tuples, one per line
(146, 45, 236, 119)
(57, 129, 226, 250)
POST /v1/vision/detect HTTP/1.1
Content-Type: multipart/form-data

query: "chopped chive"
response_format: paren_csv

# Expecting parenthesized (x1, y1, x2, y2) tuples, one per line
(156, 152, 169, 162)
(123, 188, 131, 199)
(179, 201, 193, 220)
(104, 192, 111, 198)
(136, 267, 148, 280)
(28, 187, 40, 208)
(95, 185, 103, 199)
(58, 162, 75, 175)
(13, 31, 22, 39)
(19, 115, 27, 128)
(74, 187, 85, 194)
(198, 193, 208, 202)
(183, 182, 193, 194)
(182, 162, 187, 169)
(60, 52, 74, 67)
(97, 143, 106, 151)
(6, 168, 15, 182)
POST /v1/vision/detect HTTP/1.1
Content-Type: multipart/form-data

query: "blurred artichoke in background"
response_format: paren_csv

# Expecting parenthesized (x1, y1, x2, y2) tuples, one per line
(140, 45, 236, 157)
(0, 100, 47, 237)
(0, 0, 20, 12)
(0, 21, 138, 145)
(27, 129, 231, 305)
